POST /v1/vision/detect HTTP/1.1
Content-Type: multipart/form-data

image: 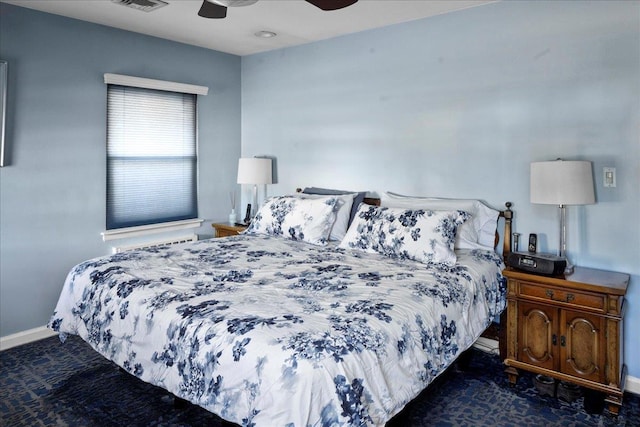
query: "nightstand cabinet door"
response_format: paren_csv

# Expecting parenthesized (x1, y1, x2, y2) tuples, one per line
(560, 309, 605, 383)
(518, 302, 557, 371)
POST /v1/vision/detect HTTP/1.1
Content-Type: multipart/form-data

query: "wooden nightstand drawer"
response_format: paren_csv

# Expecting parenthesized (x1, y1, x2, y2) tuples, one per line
(518, 281, 605, 312)
(212, 223, 247, 237)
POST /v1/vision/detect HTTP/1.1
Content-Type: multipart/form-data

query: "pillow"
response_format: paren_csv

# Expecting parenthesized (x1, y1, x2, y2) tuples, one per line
(293, 193, 355, 241)
(301, 187, 366, 227)
(339, 204, 469, 266)
(245, 195, 341, 246)
(381, 192, 499, 250)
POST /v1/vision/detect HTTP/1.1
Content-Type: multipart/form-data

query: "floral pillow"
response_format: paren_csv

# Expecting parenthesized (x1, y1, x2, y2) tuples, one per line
(381, 192, 499, 250)
(339, 204, 470, 266)
(245, 195, 342, 246)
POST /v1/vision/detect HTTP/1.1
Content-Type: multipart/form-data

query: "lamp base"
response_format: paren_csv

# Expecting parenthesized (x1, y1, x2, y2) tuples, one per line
(558, 204, 575, 276)
(564, 262, 575, 276)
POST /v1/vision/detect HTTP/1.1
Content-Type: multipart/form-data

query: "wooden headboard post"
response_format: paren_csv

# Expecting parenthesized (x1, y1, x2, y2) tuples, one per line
(499, 202, 513, 263)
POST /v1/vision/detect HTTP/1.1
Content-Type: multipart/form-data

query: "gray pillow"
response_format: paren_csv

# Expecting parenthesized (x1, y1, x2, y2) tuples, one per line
(302, 187, 366, 227)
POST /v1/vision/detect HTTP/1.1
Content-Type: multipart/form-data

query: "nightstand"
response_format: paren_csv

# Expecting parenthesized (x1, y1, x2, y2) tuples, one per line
(503, 266, 629, 414)
(212, 223, 247, 238)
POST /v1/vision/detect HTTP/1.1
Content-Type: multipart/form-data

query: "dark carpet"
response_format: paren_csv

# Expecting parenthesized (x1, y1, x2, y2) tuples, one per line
(1, 335, 638, 426)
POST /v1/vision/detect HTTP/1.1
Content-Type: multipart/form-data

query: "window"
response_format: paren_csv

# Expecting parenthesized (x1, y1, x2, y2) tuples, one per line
(104, 74, 207, 232)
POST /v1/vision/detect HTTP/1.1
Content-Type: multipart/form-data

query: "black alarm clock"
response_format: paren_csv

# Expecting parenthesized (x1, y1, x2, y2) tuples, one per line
(507, 252, 567, 276)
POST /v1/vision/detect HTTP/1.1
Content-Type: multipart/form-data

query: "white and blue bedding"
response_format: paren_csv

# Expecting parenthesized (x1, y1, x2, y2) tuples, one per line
(49, 234, 506, 427)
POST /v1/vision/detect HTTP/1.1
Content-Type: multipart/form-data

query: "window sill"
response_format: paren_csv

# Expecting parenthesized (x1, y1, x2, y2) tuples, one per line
(102, 218, 204, 241)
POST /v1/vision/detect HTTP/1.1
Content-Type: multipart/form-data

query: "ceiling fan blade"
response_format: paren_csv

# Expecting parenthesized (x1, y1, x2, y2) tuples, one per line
(305, 0, 357, 11)
(198, 0, 227, 18)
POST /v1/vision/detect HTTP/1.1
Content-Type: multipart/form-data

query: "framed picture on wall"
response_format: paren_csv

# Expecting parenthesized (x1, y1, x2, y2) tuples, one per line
(0, 60, 6, 167)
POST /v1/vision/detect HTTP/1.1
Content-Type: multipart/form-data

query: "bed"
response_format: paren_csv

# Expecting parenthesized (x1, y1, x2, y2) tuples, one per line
(49, 190, 513, 427)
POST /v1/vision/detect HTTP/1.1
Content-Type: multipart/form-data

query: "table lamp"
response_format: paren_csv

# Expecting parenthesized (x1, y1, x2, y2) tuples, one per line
(237, 157, 272, 221)
(530, 159, 595, 274)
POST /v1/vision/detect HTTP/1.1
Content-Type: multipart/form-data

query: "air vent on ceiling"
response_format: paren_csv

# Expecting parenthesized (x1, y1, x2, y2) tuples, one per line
(111, 0, 168, 12)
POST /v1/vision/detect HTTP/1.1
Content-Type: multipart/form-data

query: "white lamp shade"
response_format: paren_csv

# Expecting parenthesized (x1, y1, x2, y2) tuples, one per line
(237, 158, 273, 185)
(530, 160, 595, 205)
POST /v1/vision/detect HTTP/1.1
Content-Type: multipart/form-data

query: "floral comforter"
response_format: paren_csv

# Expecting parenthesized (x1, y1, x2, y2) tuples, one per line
(49, 234, 506, 427)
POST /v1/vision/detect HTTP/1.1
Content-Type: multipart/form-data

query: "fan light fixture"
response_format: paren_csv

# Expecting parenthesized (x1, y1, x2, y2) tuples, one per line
(530, 159, 595, 274)
(199, 0, 358, 19)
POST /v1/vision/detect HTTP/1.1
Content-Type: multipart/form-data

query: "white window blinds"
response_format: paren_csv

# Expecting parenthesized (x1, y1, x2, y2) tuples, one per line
(106, 84, 198, 230)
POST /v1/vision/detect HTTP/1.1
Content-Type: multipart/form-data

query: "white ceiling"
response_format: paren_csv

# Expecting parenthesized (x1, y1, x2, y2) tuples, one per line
(2, 0, 495, 56)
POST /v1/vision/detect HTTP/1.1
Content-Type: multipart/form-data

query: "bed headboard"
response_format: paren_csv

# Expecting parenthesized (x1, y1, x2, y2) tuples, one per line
(363, 196, 381, 206)
(295, 188, 380, 206)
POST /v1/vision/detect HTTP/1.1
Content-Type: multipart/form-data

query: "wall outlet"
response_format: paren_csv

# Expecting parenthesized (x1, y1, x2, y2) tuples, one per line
(603, 167, 616, 188)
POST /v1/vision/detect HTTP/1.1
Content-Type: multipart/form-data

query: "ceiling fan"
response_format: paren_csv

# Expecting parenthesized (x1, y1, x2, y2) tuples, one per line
(198, 0, 358, 19)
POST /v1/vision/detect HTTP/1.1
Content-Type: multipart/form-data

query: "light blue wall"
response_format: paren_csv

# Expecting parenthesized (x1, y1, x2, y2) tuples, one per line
(241, 1, 640, 377)
(0, 4, 241, 336)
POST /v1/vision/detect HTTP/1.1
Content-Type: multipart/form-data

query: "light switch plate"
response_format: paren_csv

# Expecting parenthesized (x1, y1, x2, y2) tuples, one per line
(603, 167, 616, 188)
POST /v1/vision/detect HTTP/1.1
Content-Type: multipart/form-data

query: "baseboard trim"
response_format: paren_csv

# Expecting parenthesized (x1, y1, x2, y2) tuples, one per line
(473, 337, 500, 355)
(2, 328, 639, 396)
(0, 326, 57, 351)
(473, 338, 640, 396)
(627, 375, 640, 395)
